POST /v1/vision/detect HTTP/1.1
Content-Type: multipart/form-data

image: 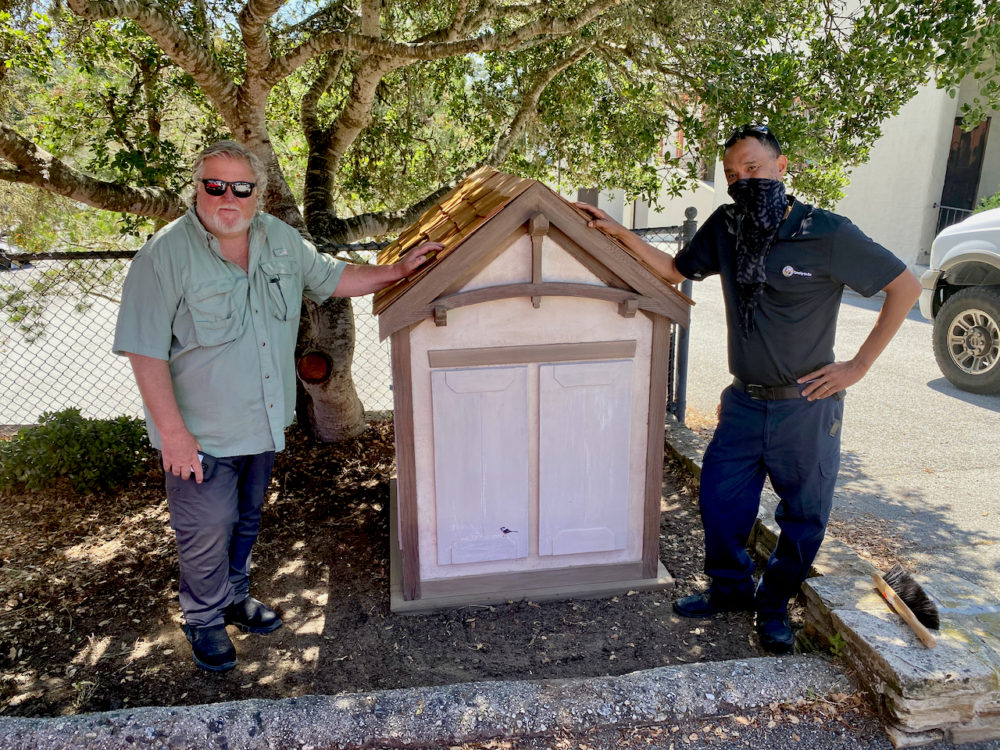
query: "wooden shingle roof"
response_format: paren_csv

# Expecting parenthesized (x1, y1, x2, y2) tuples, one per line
(372, 167, 692, 336)
(373, 167, 536, 315)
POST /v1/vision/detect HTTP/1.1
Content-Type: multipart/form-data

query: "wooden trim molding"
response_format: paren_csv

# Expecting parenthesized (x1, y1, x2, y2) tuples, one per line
(530, 212, 549, 309)
(427, 340, 637, 369)
(642, 315, 672, 578)
(419, 561, 649, 599)
(420, 281, 665, 321)
(390, 330, 421, 601)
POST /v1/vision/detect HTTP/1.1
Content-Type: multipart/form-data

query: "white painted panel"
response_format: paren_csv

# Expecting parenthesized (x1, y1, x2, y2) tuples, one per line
(431, 366, 530, 565)
(538, 360, 632, 556)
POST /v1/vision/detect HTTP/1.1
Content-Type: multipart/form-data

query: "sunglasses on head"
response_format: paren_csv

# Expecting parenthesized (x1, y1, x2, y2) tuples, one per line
(200, 179, 256, 198)
(728, 123, 770, 140)
(724, 123, 782, 153)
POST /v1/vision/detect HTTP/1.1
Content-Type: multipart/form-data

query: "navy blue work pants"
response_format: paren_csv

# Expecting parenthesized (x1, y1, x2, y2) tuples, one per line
(699, 386, 843, 615)
(164, 452, 276, 628)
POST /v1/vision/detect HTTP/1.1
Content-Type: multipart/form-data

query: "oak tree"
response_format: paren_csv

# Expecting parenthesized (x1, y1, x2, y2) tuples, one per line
(1, 0, 997, 438)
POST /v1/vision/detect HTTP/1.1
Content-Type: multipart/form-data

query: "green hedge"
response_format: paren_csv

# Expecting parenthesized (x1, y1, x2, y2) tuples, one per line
(0, 409, 155, 494)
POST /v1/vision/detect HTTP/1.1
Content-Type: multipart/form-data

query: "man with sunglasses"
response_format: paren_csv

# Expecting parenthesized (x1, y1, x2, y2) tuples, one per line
(114, 140, 441, 672)
(577, 124, 920, 654)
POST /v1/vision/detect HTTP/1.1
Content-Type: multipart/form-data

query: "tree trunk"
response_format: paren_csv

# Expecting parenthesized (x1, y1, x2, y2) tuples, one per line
(294, 295, 366, 441)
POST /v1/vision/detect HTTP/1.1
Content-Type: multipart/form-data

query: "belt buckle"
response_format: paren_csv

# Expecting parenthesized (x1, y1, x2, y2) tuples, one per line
(745, 383, 767, 400)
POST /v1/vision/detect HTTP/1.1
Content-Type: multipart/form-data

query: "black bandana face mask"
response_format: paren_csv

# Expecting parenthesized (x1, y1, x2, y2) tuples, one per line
(727, 178, 789, 339)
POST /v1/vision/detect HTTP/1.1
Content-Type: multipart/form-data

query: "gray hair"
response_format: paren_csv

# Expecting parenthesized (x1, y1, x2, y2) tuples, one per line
(191, 140, 268, 205)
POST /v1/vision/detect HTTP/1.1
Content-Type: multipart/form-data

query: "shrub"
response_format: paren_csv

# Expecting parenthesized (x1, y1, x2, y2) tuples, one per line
(0, 408, 155, 494)
(975, 189, 1000, 213)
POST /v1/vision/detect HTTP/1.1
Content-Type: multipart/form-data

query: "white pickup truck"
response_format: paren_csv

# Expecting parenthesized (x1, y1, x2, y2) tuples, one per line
(919, 207, 1000, 394)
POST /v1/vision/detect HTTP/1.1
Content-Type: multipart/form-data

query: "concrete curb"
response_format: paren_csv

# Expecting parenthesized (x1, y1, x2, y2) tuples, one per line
(0, 657, 852, 749)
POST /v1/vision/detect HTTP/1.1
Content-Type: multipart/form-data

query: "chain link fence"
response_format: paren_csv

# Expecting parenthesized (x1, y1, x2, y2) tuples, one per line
(0, 226, 690, 429)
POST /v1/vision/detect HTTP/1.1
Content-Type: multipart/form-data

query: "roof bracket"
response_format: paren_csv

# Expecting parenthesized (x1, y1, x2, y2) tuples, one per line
(619, 298, 639, 318)
(433, 306, 448, 326)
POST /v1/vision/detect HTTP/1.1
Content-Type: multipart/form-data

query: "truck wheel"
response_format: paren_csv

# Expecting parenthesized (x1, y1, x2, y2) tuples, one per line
(932, 286, 1000, 394)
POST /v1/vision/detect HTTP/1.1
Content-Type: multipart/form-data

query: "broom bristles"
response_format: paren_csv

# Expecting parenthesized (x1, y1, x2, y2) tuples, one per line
(882, 563, 940, 630)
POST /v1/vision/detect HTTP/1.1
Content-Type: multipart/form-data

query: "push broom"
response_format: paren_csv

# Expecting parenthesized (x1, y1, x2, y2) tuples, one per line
(872, 563, 940, 649)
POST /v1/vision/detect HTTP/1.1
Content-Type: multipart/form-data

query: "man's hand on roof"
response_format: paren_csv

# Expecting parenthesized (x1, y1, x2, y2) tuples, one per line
(574, 202, 626, 242)
(397, 241, 443, 278)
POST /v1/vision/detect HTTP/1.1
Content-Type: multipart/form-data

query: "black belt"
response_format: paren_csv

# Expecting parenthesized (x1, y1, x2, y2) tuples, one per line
(732, 377, 803, 401)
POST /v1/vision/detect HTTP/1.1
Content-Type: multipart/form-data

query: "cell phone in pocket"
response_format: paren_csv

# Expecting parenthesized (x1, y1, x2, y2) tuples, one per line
(197, 452, 218, 481)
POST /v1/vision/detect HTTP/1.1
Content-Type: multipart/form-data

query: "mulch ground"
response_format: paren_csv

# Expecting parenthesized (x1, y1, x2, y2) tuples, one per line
(0, 417, 904, 719)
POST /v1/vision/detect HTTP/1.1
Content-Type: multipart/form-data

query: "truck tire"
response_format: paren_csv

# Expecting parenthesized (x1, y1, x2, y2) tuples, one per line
(932, 286, 1000, 394)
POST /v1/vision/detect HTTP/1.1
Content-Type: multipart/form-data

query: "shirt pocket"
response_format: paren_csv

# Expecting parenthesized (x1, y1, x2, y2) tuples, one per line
(186, 277, 244, 347)
(260, 260, 300, 323)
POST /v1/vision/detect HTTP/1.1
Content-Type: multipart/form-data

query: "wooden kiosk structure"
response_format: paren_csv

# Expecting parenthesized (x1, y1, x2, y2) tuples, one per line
(374, 168, 693, 612)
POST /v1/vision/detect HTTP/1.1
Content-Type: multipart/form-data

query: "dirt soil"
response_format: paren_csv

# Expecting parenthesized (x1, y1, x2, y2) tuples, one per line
(0, 418, 900, 719)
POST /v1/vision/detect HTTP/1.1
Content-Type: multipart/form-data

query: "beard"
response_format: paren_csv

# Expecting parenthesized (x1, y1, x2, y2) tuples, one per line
(196, 202, 254, 239)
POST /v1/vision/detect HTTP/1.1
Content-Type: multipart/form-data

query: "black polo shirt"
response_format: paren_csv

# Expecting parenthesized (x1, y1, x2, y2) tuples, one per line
(674, 198, 906, 387)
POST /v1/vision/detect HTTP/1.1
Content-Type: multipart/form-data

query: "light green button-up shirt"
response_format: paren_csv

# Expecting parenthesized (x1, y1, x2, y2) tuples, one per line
(113, 209, 345, 456)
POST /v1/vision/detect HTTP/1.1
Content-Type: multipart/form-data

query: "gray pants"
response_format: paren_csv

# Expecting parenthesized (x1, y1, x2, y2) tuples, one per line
(164, 452, 275, 627)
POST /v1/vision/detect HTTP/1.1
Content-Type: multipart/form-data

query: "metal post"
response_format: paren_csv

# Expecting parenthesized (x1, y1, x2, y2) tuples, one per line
(674, 207, 697, 425)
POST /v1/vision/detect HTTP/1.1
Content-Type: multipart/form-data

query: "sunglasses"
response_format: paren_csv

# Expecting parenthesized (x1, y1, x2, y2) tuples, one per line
(728, 123, 770, 140)
(724, 123, 781, 153)
(200, 179, 256, 198)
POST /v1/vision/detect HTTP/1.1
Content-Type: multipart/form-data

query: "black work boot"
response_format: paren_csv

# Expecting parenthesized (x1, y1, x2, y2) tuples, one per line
(756, 612, 794, 654)
(223, 596, 283, 634)
(673, 589, 755, 618)
(183, 624, 237, 672)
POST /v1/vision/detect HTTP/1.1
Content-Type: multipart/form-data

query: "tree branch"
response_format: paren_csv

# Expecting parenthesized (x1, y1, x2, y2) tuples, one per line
(489, 40, 594, 164)
(310, 166, 481, 245)
(0, 122, 186, 220)
(302, 56, 394, 224)
(66, 0, 240, 123)
(301, 52, 346, 137)
(361, 0, 382, 37)
(239, 0, 283, 86)
(269, 0, 621, 83)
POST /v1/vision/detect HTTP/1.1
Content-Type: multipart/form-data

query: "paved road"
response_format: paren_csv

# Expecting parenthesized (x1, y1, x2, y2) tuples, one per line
(682, 275, 1000, 599)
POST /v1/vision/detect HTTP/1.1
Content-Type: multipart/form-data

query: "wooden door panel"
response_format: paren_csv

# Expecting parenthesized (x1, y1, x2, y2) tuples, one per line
(431, 366, 530, 565)
(538, 360, 633, 556)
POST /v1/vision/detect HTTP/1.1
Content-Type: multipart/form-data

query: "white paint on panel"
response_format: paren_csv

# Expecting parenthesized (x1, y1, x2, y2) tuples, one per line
(431, 366, 531, 565)
(457, 232, 531, 292)
(540, 235, 605, 286)
(537, 360, 633, 556)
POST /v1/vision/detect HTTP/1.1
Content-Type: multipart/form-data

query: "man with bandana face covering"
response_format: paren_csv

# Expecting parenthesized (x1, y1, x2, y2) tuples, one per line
(576, 125, 921, 654)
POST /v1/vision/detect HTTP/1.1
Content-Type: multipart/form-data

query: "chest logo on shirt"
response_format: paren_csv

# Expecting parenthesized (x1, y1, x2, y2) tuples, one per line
(782, 265, 813, 278)
(273, 247, 288, 257)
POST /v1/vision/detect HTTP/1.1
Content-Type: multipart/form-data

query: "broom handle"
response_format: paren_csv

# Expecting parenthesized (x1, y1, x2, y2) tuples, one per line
(873, 573, 937, 649)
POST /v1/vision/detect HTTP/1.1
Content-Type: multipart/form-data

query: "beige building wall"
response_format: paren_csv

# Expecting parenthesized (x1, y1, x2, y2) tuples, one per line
(835, 82, 958, 267)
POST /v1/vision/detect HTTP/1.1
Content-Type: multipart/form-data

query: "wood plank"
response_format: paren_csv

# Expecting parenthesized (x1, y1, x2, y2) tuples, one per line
(619, 298, 639, 318)
(427, 340, 637, 369)
(433, 281, 655, 311)
(431, 366, 531, 565)
(419, 561, 648, 599)
(530, 213, 548, 307)
(538, 360, 632, 556)
(389, 562, 673, 614)
(642, 315, 671, 578)
(390, 330, 421, 601)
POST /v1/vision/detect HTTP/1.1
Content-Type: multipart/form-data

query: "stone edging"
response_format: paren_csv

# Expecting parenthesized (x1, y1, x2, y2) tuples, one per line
(664, 417, 1000, 748)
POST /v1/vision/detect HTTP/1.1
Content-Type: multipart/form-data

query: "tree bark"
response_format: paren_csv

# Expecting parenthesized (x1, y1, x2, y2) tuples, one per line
(294, 296, 367, 442)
